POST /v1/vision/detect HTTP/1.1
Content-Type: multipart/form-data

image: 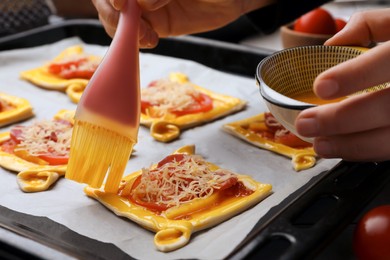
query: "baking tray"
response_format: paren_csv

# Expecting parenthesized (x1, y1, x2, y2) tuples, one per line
(0, 19, 390, 260)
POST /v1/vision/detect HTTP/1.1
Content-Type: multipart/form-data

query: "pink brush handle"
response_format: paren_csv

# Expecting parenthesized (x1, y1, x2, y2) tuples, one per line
(79, 0, 140, 126)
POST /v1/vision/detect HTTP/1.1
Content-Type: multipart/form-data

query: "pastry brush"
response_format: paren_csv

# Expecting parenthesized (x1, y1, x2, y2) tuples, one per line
(66, 0, 140, 193)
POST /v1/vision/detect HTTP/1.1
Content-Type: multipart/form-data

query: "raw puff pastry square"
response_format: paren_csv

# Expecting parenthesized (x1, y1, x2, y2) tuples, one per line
(0, 109, 74, 192)
(0, 92, 34, 127)
(20, 45, 100, 101)
(85, 145, 272, 252)
(141, 72, 247, 142)
(223, 113, 317, 171)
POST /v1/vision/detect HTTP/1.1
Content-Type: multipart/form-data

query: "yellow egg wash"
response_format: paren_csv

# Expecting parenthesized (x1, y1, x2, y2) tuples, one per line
(83, 145, 272, 252)
(140, 72, 246, 142)
(20, 45, 94, 92)
(222, 113, 317, 171)
(291, 91, 346, 105)
(0, 110, 73, 192)
(0, 93, 34, 127)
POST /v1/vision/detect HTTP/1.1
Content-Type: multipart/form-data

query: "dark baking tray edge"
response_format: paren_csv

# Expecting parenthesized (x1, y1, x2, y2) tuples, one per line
(0, 19, 389, 260)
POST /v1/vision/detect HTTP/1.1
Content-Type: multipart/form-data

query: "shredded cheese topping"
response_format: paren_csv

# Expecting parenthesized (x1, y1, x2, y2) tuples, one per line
(141, 79, 201, 116)
(14, 120, 72, 156)
(264, 113, 290, 137)
(264, 113, 281, 129)
(51, 54, 101, 73)
(131, 154, 238, 208)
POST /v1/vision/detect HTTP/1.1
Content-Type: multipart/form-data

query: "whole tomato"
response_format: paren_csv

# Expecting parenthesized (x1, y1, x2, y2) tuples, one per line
(294, 8, 336, 35)
(335, 18, 347, 32)
(353, 205, 390, 260)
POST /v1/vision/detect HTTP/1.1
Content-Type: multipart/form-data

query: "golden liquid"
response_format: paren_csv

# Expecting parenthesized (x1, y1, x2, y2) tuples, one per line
(291, 92, 346, 105)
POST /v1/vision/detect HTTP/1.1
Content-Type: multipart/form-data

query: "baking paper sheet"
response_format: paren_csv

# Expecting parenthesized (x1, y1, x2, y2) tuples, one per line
(0, 37, 340, 260)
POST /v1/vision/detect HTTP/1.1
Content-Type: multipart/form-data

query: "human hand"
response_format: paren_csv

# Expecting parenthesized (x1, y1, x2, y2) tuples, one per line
(295, 8, 390, 161)
(91, 0, 273, 48)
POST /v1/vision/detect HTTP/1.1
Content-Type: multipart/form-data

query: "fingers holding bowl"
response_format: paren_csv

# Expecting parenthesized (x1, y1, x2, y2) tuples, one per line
(296, 87, 390, 161)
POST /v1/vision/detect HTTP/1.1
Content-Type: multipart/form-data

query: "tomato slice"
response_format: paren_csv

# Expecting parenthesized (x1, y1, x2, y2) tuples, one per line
(0, 139, 17, 154)
(275, 132, 312, 148)
(264, 112, 284, 133)
(171, 93, 213, 116)
(128, 154, 187, 212)
(48, 58, 87, 74)
(214, 171, 238, 191)
(4, 121, 71, 165)
(129, 175, 170, 212)
(125, 152, 257, 216)
(38, 154, 69, 165)
(140, 81, 159, 114)
(141, 100, 152, 114)
(9, 125, 24, 143)
(223, 181, 254, 197)
(48, 58, 97, 79)
(141, 92, 213, 117)
(263, 112, 311, 148)
(157, 154, 185, 167)
(59, 69, 95, 79)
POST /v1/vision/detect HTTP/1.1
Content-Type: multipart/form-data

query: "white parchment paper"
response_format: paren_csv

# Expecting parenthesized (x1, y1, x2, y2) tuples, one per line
(0, 37, 340, 260)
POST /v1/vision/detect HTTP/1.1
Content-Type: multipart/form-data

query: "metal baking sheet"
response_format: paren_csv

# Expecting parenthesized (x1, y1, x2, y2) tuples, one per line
(0, 20, 389, 260)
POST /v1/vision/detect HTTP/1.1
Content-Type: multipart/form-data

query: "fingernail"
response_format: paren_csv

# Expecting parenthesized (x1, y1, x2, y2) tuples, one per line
(315, 79, 339, 99)
(296, 117, 319, 136)
(314, 138, 333, 157)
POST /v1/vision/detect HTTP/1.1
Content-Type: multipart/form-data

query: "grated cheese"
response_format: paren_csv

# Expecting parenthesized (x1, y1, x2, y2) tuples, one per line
(141, 79, 201, 116)
(265, 113, 290, 137)
(51, 54, 100, 73)
(265, 113, 282, 129)
(14, 120, 72, 157)
(131, 154, 238, 208)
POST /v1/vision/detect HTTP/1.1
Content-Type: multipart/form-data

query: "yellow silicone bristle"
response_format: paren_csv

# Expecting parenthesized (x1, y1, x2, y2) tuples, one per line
(66, 119, 135, 193)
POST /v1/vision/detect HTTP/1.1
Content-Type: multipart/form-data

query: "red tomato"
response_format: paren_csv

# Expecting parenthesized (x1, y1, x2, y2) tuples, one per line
(141, 92, 213, 117)
(353, 205, 390, 260)
(10, 125, 24, 143)
(263, 112, 311, 148)
(140, 100, 152, 114)
(38, 154, 69, 165)
(157, 154, 185, 167)
(213, 170, 238, 191)
(48, 58, 97, 79)
(128, 154, 188, 212)
(335, 18, 347, 32)
(130, 175, 170, 212)
(294, 8, 337, 35)
(224, 181, 254, 197)
(5, 122, 70, 165)
(59, 69, 95, 79)
(274, 132, 312, 148)
(0, 139, 17, 154)
(170, 93, 213, 116)
(264, 112, 284, 133)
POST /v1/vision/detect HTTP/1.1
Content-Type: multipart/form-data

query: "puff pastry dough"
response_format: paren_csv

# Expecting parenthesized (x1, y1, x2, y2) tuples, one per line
(0, 92, 34, 127)
(0, 109, 74, 192)
(85, 145, 272, 252)
(141, 72, 246, 142)
(20, 45, 99, 92)
(223, 113, 317, 171)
